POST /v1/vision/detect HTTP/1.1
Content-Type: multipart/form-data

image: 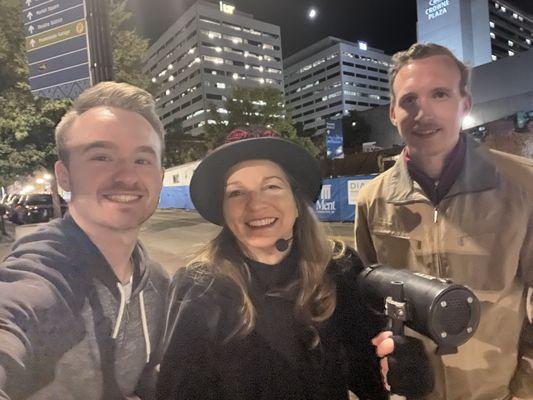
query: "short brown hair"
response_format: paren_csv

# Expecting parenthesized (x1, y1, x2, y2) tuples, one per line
(389, 43, 470, 102)
(55, 81, 165, 164)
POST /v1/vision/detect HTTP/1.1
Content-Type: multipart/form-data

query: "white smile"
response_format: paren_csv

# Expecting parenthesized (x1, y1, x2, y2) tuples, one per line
(104, 194, 142, 203)
(414, 128, 440, 136)
(246, 217, 277, 228)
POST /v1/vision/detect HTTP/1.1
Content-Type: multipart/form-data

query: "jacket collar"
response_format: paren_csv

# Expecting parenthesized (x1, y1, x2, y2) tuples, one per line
(386, 135, 499, 204)
(62, 213, 150, 298)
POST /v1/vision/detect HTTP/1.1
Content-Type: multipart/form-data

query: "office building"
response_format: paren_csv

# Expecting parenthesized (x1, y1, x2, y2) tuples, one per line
(284, 37, 392, 135)
(144, 1, 283, 135)
(417, 0, 533, 66)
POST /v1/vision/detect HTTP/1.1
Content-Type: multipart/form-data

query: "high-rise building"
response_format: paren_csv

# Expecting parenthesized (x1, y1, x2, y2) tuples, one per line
(417, 0, 533, 66)
(144, 1, 283, 135)
(283, 37, 391, 135)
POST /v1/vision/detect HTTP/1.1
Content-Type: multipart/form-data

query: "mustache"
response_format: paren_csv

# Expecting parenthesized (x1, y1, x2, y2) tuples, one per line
(99, 182, 146, 193)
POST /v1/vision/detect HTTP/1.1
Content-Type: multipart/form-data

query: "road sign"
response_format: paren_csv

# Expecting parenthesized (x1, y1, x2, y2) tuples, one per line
(24, 0, 91, 99)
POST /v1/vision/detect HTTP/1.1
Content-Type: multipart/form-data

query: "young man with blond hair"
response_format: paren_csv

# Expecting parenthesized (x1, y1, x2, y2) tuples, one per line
(356, 43, 533, 399)
(0, 82, 169, 399)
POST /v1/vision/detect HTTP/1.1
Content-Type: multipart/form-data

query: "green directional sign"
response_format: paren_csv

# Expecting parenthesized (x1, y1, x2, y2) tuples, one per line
(26, 19, 86, 52)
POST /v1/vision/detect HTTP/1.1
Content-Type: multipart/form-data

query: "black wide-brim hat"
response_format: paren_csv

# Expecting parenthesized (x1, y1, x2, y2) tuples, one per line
(190, 137, 322, 225)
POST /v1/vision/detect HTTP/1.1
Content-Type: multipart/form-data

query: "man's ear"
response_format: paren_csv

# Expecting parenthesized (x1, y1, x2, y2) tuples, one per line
(390, 103, 398, 127)
(462, 94, 473, 117)
(55, 160, 71, 192)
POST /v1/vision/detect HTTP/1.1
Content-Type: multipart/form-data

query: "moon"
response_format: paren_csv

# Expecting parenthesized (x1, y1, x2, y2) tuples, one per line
(308, 7, 317, 20)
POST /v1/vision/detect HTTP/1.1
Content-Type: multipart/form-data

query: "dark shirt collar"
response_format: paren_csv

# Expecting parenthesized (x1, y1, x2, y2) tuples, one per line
(404, 135, 467, 205)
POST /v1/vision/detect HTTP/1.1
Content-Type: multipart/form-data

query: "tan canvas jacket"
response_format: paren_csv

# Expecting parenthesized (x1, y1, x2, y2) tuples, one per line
(355, 136, 533, 400)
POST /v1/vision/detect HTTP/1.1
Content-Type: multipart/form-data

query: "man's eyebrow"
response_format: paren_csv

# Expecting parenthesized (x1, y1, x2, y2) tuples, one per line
(136, 145, 158, 156)
(81, 140, 115, 154)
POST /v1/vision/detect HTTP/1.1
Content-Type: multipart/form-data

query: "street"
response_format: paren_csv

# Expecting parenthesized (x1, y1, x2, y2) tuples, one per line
(0, 209, 355, 276)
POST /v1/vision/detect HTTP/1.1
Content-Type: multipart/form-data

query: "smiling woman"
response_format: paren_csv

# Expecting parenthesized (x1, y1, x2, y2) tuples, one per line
(156, 127, 394, 400)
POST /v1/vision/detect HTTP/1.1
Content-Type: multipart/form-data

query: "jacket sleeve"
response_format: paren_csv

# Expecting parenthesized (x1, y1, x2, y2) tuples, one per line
(354, 191, 378, 266)
(510, 210, 533, 398)
(0, 256, 79, 399)
(156, 269, 221, 400)
(332, 249, 388, 400)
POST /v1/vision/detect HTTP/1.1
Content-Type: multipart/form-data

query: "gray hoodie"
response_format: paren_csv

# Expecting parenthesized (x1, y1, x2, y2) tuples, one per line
(0, 214, 169, 399)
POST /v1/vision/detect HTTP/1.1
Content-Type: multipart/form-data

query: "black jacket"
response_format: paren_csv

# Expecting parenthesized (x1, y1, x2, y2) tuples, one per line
(157, 247, 388, 400)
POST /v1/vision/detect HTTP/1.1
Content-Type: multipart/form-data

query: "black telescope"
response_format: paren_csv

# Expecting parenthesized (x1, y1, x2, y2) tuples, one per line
(357, 265, 481, 355)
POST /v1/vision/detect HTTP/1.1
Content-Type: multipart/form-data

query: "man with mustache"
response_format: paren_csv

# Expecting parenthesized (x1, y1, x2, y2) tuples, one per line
(0, 82, 169, 399)
(355, 43, 533, 399)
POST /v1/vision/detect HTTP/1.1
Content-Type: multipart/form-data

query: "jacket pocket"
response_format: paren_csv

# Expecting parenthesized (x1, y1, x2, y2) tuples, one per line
(371, 227, 433, 273)
(447, 231, 503, 291)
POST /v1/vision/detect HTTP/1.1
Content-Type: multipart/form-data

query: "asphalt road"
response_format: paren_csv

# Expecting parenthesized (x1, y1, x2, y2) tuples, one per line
(0, 209, 355, 276)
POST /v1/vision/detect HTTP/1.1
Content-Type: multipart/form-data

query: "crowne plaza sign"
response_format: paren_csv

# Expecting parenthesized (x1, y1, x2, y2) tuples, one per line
(425, 0, 449, 20)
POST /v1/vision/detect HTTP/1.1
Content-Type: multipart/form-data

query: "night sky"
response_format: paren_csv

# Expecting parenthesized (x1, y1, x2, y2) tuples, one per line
(128, 0, 533, 57)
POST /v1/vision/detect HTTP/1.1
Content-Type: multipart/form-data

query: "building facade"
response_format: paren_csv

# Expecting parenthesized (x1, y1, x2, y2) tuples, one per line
(417, 0, 533, 66)
(283, 37, 391, 135)
(144, 1, 283, 135)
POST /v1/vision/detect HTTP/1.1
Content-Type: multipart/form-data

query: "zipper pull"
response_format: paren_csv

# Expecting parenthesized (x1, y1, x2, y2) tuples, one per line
(433, 208, 438, 224)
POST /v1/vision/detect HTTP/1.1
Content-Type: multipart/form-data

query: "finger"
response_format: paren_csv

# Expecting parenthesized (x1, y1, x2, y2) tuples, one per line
(380, 357, 391, 391)
(371, 330, 393, 346)
(376, 337, 395, 358)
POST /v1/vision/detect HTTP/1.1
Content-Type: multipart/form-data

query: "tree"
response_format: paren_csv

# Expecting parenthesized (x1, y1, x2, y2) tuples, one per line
(204, 86, 318, 155)
(109, 0, 156, 93)
(164, 119, 207, 168)
(0, 0, 71, 218)
(0, 0, 27, 91)
(341, 110, 372, 150)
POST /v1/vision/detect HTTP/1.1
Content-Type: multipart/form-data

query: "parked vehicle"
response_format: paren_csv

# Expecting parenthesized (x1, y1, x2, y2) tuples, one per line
(1, 193, 21, 218)
(9, 193, 67, 224)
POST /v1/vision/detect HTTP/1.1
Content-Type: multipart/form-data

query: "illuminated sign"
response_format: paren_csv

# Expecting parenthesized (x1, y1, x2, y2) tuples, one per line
(358, 41, 368, 51)
(425, 0, 449, 20)
(219, 1, 235, 15)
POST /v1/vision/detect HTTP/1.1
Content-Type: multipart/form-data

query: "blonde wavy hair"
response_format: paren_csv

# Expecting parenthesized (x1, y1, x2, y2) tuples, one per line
(187, 186, 344, 347)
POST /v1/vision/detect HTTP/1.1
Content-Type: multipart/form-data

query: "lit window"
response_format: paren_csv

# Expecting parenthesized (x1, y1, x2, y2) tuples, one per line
(489, 21, 495, 28)
(508, 40, 514, 46)
(215, 82, 226, 89)
(527, 38, 531, 45)
(490, 32, 496, 39)
(215, 47, 222, 52)
(167, 64, 173, 70)
(169, 76, 175, 81)
(501, 6, 506, 12)
(491, 54, 497, 61)
(165, 89, 170, 95)
(151, 77, 156, 83)
(513, 13, 518, 19)
(232, 73, 239, 80)
(508, 50, 514, 56)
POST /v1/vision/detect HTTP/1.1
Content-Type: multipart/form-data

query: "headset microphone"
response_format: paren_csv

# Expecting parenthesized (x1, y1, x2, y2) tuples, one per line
(275, 237, 293, 252)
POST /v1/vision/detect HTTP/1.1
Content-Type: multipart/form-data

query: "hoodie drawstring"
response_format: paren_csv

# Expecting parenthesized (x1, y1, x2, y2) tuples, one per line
(139, 290, 151, 363)
(111, 284, 151, 364)
(112, 282, 127, 339)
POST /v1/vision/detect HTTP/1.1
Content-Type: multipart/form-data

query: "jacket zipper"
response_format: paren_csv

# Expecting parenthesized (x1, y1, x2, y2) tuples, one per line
(434, 207, 443, 277)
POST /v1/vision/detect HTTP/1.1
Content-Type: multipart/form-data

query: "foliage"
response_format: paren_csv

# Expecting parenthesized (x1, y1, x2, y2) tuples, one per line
(164, 119, 207, 168)
(0, 0, 27, 91)
(203, 86, 318, 155)
(109, 0, 156, 93)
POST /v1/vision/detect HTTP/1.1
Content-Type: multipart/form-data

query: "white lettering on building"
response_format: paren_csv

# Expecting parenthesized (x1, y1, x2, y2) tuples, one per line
(425, 0, 449, 20)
